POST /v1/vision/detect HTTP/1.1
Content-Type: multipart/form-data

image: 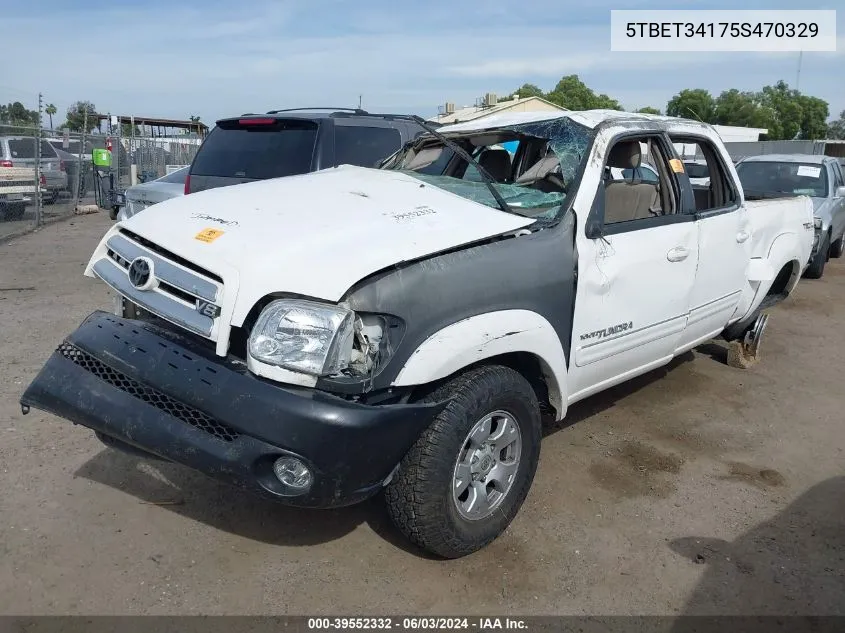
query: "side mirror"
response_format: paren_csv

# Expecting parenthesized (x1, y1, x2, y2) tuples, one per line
(835, 186, 845, 198)
(584, 183, 605, 239)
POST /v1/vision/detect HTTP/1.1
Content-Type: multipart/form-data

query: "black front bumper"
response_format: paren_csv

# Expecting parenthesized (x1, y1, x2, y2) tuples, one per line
(21, 311, 442, 508)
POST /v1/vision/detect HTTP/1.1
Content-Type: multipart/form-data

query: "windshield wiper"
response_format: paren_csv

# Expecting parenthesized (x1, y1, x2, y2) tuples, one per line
(398, 115, 516, 217)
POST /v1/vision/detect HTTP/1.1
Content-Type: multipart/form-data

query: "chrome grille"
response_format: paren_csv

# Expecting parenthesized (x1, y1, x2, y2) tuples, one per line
(93, 231, 222, 339)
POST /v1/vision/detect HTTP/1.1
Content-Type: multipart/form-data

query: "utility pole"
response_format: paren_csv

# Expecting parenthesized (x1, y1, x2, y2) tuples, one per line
(35, 92, 43, 227)
(358, 95, 362, 110)
(73, 108, 88, 210)
(796, 50, 803, 91)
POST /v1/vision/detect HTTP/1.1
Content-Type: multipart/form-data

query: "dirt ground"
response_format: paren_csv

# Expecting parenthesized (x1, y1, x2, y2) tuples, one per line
(0, 213, 843, 616)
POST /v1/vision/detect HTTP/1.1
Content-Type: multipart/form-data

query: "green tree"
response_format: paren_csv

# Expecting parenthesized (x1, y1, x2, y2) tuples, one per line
(64, 101, 99, 133)
(758, 80, 802, 140)
(545, 75, 622, 110)
(714, 89, 759, 127)
(0, 101, 39, 126)
(636, 106, 661, 115)
(828, 110, 845, 140)
(120, 122, 140, 136)
(666, 89, 716, 122)
(796, 95, 829, 139)
(45, 103, 57, 129)
(512, 83, 545, 99)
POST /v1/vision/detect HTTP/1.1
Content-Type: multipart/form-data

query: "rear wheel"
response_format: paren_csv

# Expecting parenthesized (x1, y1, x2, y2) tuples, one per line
(385, 365, 542, 559)
(804, 234, 829, 279)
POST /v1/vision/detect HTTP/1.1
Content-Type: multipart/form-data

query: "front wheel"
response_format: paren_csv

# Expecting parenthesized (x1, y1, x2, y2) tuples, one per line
(385, 365, 542, 559)
(804, 234, 829, 279)
(830, 234, 845, 259)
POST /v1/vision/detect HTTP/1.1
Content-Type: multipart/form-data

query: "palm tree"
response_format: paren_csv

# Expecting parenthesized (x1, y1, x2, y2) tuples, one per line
(45, 103, 57, 129)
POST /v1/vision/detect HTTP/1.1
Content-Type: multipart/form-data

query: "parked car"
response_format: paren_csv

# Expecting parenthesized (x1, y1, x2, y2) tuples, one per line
(1, 136, 67, 203)
(185, 108, 429, 195)
(735, 154, 845, 279)
(0, 165, 37, 220)
(116, 166, 189, 221)
(682, 158, 710, 186)
(21, 110, 814, 559)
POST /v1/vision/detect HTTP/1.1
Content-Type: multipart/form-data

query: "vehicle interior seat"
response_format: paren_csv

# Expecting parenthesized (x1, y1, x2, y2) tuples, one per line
(515, 150, 565, 193)
(604, 141, 661, 223)
(476, 148, 512, 182)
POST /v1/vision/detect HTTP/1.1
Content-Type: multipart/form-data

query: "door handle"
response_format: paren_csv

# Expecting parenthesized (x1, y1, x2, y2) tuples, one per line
(736, 230, 751, 243)
(667, 246, 690, 262)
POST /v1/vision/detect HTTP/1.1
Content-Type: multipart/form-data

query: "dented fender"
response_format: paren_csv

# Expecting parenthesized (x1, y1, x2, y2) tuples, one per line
(391, 310, 569, 419)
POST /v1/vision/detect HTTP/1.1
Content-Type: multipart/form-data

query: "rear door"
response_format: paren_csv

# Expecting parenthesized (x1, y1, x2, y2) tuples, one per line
(187, 118, 320, 194)
(669, 135, 749, 351)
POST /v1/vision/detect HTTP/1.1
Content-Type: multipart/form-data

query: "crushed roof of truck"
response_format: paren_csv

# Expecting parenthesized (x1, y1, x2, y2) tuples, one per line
(438, 109, 709, 134)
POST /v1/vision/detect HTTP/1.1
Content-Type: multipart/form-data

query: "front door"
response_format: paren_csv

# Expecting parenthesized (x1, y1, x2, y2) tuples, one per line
(568, 133, 698, 402)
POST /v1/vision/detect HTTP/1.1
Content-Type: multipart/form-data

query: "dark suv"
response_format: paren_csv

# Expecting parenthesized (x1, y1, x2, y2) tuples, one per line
(185, 108, 429, 195)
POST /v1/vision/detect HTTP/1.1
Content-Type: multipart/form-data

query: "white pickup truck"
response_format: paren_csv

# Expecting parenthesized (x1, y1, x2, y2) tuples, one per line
(21, 110, 815, 558)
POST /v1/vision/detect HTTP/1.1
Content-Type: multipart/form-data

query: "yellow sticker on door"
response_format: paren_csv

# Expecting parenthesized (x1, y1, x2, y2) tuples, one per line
(669, 158, 685, 173)
(195, 228, 224, 243)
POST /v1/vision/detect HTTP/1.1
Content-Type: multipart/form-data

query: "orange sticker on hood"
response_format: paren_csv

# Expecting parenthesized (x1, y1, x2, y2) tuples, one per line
(195, 228, 224, 243)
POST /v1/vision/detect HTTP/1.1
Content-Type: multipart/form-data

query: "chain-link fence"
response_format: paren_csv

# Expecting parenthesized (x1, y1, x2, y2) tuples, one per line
(0, 124, 98, 240)
(1, 117, 203, 240)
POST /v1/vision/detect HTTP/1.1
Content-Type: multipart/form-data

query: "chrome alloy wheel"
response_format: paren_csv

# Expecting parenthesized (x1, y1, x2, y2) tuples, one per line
(452, 410, 522, 521)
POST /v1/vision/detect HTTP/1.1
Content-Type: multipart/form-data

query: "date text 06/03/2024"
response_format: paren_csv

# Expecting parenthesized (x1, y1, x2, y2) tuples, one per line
(306, 617, 528, 630)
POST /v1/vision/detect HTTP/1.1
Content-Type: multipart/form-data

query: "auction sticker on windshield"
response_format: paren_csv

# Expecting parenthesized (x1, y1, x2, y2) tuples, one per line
(797, 166, 821, 178)
(195, 228, 225, 243)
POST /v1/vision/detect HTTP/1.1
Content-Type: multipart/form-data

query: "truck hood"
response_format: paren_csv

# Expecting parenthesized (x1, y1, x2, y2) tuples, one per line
(114, 165, 533, 324)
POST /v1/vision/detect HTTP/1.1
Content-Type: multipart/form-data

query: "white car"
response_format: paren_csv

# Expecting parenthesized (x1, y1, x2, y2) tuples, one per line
(116, 167, 189, 221)
(21, 110, 815, 559)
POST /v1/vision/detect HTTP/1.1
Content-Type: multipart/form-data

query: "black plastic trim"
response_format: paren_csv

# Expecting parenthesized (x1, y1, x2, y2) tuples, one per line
(20, 312, 443, 508)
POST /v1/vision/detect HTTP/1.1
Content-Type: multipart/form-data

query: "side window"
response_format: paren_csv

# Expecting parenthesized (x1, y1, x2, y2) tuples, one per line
(603, 136, 677, 226)
(671, 137, 738, 213)
(334, 125, 401, 168)
(831, 161, 844, 189)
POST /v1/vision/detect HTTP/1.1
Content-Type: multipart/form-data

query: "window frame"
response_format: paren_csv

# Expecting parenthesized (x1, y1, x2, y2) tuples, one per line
(669, 134, 740, 219)
(586, 131, 691, 238)
(828, 160, 843, 192)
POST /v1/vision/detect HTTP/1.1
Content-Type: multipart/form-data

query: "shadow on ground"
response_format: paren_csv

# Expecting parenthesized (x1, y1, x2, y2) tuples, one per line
(75, 350, 705, 556)
(670, 475, 845, 617)
(74, 448, 433, 557)
(543, 351, 696, 437)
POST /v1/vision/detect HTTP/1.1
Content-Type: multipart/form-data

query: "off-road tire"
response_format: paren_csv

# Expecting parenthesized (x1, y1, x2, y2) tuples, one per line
(727, 340, 759, 369)
(830, 235, 845, 259)
(804, 234, 829, 280)
(384, 365, 542, 559)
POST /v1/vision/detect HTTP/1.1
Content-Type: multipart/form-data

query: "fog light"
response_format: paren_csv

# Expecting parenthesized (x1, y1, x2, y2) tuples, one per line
(273, 456, 313, 491)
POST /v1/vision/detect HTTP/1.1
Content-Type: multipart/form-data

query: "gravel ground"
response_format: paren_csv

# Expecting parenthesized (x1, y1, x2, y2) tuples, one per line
(0, 213, 842, 616)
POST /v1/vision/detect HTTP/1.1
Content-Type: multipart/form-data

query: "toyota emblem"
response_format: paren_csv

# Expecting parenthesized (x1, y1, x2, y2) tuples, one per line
(128, 257, 156, 290)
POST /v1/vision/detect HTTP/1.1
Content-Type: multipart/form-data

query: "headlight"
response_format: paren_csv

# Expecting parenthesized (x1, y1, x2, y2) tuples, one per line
(814, 217, 823, 230)
(248, 299, 354, 376)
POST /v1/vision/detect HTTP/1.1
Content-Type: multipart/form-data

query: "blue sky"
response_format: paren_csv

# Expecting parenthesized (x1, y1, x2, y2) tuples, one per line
(2, 0, 843, 126)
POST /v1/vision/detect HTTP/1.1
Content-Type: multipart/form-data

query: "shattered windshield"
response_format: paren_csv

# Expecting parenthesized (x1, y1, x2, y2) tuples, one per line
(381, 117, 594, 220)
